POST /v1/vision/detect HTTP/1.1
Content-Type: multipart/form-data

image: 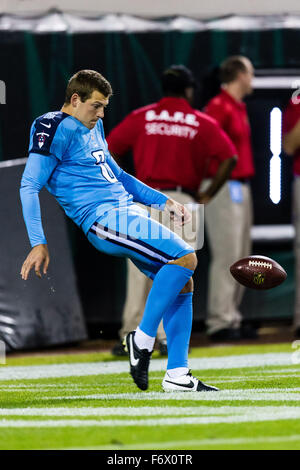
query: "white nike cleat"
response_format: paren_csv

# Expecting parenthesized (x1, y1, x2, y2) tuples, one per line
(162, 370, 219, 392)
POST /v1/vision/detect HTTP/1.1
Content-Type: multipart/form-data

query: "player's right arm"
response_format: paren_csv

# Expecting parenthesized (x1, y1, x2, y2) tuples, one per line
(20, 153, 58, 280)
(20, 114, 70, 280)
(105, 117, 191, 225)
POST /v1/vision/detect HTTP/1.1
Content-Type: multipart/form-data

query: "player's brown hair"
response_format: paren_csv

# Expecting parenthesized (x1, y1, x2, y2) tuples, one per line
(64, 70, 113, 103)
(220, 56, 249, 84)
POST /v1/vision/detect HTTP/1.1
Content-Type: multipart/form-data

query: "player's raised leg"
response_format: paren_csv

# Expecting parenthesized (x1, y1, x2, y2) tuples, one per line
(126, 251, 196, 390)
(127, 251, 219, 392)
(87, 204, 218, 392)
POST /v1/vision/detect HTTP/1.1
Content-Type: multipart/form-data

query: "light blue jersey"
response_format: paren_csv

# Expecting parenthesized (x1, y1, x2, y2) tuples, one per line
(21, 111, 168, 246)
(21, 109, 196, 375)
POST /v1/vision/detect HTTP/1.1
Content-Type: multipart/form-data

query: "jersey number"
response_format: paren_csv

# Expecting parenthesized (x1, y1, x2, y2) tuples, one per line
(91, 150, 117, 183)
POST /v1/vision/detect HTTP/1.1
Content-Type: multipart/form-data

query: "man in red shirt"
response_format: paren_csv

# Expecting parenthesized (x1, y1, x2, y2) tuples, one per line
(204, 55, 256, 341)
(282, 97, 300, 338)
(107, 65, 237, 355)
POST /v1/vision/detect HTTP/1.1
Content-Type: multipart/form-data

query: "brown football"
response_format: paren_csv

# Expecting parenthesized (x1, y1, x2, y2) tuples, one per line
(230, 255, 287, 290)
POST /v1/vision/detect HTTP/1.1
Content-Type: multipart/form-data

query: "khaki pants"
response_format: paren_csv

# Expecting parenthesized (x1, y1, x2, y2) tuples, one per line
(119, 190, 200, 341)
(201, 180, 253, 334)
(293, 178, 300, 328)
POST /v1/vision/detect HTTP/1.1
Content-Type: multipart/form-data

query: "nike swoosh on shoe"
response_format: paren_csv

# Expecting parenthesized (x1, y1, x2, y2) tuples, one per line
(164, 380, 195, 389)
(129, 334, 139, 367)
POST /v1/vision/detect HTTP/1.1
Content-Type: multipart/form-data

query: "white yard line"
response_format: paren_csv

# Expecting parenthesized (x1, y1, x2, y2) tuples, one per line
(0, 353, 296, 381)
(0, 372, 298, 389)
(0, 377, 298, 391)
(1, 407, 300, 427)
(0, 381, 298, 393)
(0, 373, 299, 390)
(0, 405, 299, 417)
(41, 389, 300, 402)
(259, 368, 300, 374)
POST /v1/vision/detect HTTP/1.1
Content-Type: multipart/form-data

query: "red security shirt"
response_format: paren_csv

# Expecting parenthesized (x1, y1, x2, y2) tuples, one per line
(204, 89, 255, 179)
(107, 97, 236, 191)
(282, 99, 300, 176)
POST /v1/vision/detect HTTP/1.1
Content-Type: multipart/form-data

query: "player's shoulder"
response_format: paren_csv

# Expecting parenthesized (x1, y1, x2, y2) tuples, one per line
(30, 111, 76, 156)
(33, 111, 78, 135)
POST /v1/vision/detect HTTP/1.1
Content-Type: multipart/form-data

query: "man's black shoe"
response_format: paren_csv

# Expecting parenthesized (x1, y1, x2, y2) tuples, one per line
(209, 328, 241, 342)
(158, 339, 168, 356)
(125, 331, 152, 391)
(240, 323, 258, 339)
(295, 327, 300, 338)
(111, 340, 128, 357)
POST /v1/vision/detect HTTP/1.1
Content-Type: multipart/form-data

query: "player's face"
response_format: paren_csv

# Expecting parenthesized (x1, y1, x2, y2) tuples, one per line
(74, 90, 109, 129)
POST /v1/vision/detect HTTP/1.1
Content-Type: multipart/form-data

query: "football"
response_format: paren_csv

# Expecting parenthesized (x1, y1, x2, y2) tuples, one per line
(230, 255, 287, 290)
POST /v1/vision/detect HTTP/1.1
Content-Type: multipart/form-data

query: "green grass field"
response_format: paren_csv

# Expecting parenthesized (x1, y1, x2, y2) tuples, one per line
(0, 342, 300, 450)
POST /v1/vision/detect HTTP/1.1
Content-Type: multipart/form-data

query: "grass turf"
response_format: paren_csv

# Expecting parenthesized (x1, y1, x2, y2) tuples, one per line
(0, 342, 299, 450)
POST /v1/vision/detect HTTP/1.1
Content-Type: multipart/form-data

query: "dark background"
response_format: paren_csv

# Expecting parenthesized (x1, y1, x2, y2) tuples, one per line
(0, 26, 298, 341)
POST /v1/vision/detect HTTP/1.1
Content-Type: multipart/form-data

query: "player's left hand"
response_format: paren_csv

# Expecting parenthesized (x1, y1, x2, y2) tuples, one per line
(165, 199, 192, 226)
(20, 244, 50, 281)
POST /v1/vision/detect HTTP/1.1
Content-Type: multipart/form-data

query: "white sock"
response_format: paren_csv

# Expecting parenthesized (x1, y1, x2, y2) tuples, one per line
(134, 327, 155, 352)
(167, 367, 189, 378)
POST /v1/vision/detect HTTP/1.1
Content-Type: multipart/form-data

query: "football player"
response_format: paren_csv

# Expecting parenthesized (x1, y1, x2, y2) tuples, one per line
(20, 69, 220, 392)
